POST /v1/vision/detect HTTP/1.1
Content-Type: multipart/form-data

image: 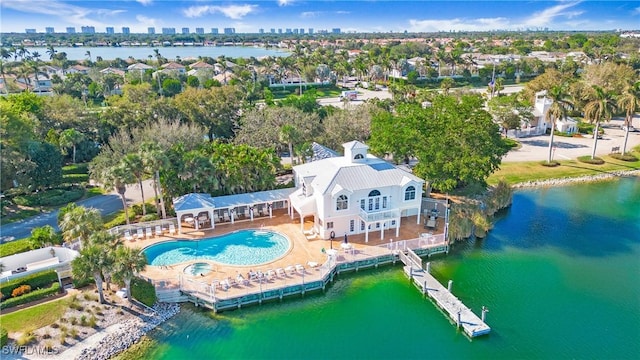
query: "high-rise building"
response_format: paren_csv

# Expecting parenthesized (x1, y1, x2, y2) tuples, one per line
(211, 28, 219, 34)
(259, 28, 264, 34)
(285, 28, 292, 34)
(223, 28, 235, 34)
(81, 26, 96, 34)
(45, 27, 55, 34)
(196, 27, 204, 34)
(148, 27, 155, 34)
(278, 28, 283, 34)
(332, 28, 341, 34)
(182, 27, 189, 34)
(293, 29, 298, 34)
(106, 27, 115, 34)
(162, 27, 176, 35)
(308, 28, 314, 34)
(300, 28, 305, 34)
(270, 28, 276, 34)
(25, 29, 36, 34)
(122, 27, 130, 34)
(66, 27, 76, 34)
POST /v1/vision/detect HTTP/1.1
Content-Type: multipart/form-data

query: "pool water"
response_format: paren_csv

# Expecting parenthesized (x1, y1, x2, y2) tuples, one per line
(143, 230, 290, 266)
(183, 263, 212, 276)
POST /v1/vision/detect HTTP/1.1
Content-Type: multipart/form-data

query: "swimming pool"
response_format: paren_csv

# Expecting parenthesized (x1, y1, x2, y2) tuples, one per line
(143, 230, 290, 266)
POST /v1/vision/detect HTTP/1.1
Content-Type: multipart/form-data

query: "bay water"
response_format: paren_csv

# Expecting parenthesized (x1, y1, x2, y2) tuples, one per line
(137, 177, 640, 359)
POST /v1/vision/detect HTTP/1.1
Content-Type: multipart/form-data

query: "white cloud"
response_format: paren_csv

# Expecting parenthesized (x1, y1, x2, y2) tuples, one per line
(278, 0, 294, 6)
(336, 11, 350, 15)
(136, 15, 158, 27)
(633, 6, 640, 15)
(301, 11, 324, 18)
(183, 4, 257, 19)
(0, 0, 126, 28)
(409, 17, 511, 32)
(136, 0, 153, 5)
(522, 1, 583, 27)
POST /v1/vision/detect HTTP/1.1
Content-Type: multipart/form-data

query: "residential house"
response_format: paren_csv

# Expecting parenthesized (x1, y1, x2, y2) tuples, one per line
(160, 62, 186, 75)
(511, 90, 577, 138)
(289, 141, 425, 242)
(66, 64, 90, 75)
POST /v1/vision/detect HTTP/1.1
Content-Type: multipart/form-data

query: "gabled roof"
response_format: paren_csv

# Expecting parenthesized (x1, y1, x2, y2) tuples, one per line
(127, 63, 153, 71)
(189, 61, 214, 69)
(311, 142, 339, 162)
(162, 62, 186, 70)
(173, 193, 215, 212)
(342, 140, 368, 150)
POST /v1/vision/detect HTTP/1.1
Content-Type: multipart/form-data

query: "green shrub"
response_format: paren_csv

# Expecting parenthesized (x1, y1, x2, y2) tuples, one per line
(1, 270, 58, 300)
(73, 277, 92, 289)
(502, 138, 520, 148)
(610, 153, 638, 162)
(0, 283, 61, 310)
(62, 163, 89, 175)
(16, 331, 35, 346)
(88, 315, 98, 328)
(140, 214, 160, 222)
(132, 203, 157, 216)
(540, 160, 561, 167)
(0, 327, 8, 347)
(0, 237, 34, 257)
(578, 156, 605, 165)
(131, 277, 156, 307)
(62, 173, 89, 183)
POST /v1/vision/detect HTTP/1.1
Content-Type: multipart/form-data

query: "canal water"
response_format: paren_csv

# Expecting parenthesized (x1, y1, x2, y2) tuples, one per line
(136, 177, 640, 359)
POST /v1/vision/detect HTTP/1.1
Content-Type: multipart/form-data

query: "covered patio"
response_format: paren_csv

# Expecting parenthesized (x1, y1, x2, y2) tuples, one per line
(173, 188, 296, 234)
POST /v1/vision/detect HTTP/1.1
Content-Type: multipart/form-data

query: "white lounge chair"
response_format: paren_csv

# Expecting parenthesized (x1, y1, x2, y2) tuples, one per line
(136, 228, 144, 239)
(169, 224, 176, 235)
(276, 268, 285, 277)
(295, 264, 305, 274)
(145, 227, 153, 239)
(285, 265, 295, 275)
(124, 231, 134, 242)
(155, 225, 163, 237)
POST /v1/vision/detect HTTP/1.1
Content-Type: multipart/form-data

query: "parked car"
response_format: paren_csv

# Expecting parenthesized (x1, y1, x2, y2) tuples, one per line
(621, 125, 637, 132)
(116, 288, 128, 299)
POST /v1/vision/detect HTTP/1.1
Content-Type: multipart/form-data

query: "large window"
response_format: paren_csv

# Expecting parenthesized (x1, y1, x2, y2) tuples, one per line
(405, 186, 416, 201)
(354, 153, 364, 159)
(336, 195, 348, 210)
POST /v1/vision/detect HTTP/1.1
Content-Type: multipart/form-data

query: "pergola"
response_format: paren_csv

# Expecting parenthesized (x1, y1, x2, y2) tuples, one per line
(172, 188, 296, 234)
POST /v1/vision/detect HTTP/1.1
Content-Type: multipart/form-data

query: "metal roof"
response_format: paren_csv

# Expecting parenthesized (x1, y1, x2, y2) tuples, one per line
(173, 188, 296, 212)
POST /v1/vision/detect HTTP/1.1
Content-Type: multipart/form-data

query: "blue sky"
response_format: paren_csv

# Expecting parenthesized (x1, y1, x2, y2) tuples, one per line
(0, 1, 638, 34)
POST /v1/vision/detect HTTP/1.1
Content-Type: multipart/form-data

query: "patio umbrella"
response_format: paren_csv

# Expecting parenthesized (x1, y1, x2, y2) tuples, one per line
(344, 234, 348, 244)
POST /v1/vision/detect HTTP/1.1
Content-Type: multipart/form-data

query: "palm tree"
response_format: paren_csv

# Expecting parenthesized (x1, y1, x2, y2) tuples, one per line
(96, 162, 135, 225)
(141, 142, 168, 218)
(85, 50, 92, 63)
(114, 246, 147, 301)
(122, 153, 147, 216)
(58, 205, 103, 247)
(59, 128, 85, 163)
(584, 85, 617, 159)
(46, 45, 57, 60)
(279, 124, 298, 163)
(0, 60, 12, 94)
(617, 82, 640, 155)
(545, 84, 575, 163)
(71, 244, 112, 304)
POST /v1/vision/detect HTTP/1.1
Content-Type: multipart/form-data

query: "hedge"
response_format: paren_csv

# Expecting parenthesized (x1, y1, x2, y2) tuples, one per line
(0, 327, 7, 347)
(1, 270, 58, 300)
(0, 283, 61, 310)
(0, 238, 34, 257)
(131, 278, 157, 307)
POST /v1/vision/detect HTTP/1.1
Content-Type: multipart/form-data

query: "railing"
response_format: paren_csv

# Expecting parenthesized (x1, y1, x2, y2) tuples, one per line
(108, 218, 179, 237)
(359, 208, 400, 222)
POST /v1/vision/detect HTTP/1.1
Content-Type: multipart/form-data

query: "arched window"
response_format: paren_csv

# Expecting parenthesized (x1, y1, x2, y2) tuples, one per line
(336, 195, 348, 210)
(404, 186, 416, 201)
(368, 190, 381, 197)
(354, 153, 364, 159)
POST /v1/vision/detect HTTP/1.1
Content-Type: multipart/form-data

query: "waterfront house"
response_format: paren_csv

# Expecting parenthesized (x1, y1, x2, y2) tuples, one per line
(160, 62, 186, 75)
(289, 141, 425, 242)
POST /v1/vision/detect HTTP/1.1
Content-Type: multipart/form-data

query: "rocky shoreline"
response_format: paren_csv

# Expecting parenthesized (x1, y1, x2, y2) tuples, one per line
(512, 170, 640, 188)
(75, 302, 180, 360)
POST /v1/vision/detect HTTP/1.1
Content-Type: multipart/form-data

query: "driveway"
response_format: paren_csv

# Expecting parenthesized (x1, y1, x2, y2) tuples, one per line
(0, 180, 155, 243)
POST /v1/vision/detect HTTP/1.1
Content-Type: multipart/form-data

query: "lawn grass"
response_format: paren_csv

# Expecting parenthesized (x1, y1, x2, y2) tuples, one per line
(489, 154, 640, 186)
(1, 297, 71, 333)
(0, 237, 34, 257)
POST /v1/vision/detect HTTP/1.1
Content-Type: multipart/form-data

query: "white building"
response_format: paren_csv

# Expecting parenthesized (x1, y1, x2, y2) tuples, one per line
(289, 141, 425, 242)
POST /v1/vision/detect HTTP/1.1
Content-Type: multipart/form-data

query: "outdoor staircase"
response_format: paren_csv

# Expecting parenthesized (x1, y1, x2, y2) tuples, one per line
(156, 289, 189, 303)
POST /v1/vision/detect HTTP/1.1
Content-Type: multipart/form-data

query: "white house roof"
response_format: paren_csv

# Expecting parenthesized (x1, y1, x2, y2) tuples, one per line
(294, 153, 424, 196)
(212, 188, 295, 208)
(311, 142, 339, 161)
(342, 140, 369, 150)
(127, 63, 153, 71)
(173, 193, 216, 212)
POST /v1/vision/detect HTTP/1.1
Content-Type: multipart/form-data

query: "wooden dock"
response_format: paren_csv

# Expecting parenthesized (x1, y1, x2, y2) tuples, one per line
(400, 249, 490, 338)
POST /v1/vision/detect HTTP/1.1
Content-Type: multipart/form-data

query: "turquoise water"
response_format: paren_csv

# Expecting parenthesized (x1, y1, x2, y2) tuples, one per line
(139, 178, 640, 359)
(183, 263, 212, 276)
(143, 230, 290, 266)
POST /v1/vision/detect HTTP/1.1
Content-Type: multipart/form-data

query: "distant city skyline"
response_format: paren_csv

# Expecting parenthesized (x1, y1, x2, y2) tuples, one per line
(1, 1, 639, 34)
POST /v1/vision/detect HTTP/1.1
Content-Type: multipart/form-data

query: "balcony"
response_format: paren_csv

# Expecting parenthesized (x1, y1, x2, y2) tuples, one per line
(359, 208, 400, 223)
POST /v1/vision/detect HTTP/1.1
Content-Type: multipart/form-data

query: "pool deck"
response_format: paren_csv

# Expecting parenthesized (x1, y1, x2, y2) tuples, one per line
(131, 209, 444, 292)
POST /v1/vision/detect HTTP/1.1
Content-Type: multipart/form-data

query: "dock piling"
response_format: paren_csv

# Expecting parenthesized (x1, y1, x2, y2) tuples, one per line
(447, 280, 453, 292)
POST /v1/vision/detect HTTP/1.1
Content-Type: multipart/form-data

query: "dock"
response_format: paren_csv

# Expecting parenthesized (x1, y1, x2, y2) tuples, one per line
(399, 249, 490, 338)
